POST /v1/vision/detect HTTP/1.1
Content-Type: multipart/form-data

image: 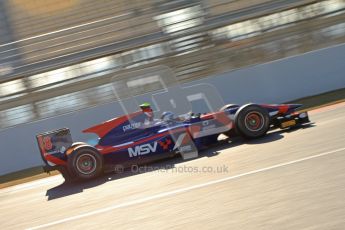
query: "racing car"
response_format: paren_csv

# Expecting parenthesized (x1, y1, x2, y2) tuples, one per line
(36, 103, 310, 181)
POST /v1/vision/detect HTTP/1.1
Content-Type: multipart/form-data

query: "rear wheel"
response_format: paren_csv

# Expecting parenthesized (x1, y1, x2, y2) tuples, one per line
(235, 104, 270, 139)
(68, 147, 103, 180)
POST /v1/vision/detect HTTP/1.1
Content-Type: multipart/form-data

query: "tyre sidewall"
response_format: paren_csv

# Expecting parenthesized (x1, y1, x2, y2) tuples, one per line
(68, 147, 103, 180)
(235, 104, 270, 139)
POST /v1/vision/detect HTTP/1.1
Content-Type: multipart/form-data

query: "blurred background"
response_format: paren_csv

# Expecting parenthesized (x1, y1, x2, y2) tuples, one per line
(0, 0, 344, 129)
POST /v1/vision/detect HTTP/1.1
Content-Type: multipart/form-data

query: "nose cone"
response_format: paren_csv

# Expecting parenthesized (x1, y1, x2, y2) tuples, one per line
(288, 104, 303, 110)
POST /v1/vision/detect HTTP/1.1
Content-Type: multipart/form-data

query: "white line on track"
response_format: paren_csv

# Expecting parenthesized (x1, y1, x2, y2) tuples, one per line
(27, 147, 345, 230)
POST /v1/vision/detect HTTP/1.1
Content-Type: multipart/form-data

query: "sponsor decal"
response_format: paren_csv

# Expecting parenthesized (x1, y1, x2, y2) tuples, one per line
(158, 139, 172, 150)
(123, 122, 142, 132)
(128, 138, 173, 157)
(43, 146, 67, 156)
(128, 142, 158, 157)
(43, 136, 53, 151)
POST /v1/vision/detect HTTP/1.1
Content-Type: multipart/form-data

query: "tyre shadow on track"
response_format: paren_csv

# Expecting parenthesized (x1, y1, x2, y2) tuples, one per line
(46, 124, 315, 200)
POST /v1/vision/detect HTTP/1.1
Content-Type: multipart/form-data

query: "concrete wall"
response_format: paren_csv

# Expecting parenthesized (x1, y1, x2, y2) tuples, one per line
(1, 43, 345, 175)
(202, 43, 345, 105)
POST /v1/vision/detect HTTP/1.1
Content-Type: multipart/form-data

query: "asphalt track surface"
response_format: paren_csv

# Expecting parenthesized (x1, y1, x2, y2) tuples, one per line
(0, 103, 344, 230)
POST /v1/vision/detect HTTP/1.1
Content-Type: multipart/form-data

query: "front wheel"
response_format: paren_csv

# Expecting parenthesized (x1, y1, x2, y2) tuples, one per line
(67, 147, 103, 180)
(219, 104, 239, 111)
(220, 104, 239, 138)
(235, 104, 270, 139)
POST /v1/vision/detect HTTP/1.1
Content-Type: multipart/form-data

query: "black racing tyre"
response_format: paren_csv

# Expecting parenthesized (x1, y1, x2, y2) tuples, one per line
(234, 104, 270, 139)
(67, 146, 103, 180)
(220, 104, 239, 138)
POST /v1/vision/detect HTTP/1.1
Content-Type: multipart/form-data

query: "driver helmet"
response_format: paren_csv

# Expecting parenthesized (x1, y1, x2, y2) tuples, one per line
(140, 102, 153, 121)
(139, 102, 152, 112)
(161, 111, 175, 122)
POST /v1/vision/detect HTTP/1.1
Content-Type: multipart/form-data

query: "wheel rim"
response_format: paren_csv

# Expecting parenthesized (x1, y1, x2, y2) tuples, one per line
(244, 112, 265, 132)
(76, 153, 97, 175)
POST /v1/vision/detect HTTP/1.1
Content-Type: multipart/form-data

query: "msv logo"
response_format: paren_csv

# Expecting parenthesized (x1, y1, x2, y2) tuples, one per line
(128, 142, 158, 158)
(128, 139, 172, 157)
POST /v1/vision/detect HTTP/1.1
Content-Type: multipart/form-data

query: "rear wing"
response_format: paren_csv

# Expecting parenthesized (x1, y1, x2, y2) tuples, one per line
(36, 128, 73, 166)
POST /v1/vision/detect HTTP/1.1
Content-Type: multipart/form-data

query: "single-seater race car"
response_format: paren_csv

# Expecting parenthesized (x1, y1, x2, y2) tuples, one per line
(36, 103, 310, 181)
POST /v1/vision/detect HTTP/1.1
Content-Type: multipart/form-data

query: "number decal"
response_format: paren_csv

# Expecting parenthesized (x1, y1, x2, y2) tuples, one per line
(43, 136, 53, 151)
